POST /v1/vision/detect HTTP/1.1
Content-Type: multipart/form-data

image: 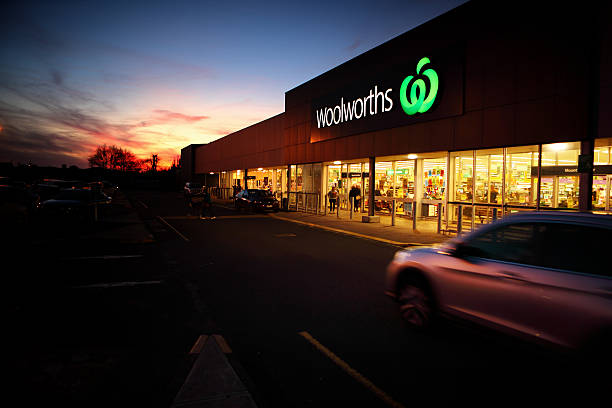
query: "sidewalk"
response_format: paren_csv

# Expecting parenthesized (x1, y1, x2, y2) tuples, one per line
(213, 199, 452, 247)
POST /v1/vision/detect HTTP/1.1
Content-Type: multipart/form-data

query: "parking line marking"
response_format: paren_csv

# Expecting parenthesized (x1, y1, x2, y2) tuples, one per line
(157, 216, 190, 242)
(73, 280, 163, 289)
(163, 215, 268, 220)
(190, 335, 209, 354)
(212, 334, 232, 354)
(138, 200, 149, 208)
(298, 331, 405, 408)
(63, 255, 144, 260)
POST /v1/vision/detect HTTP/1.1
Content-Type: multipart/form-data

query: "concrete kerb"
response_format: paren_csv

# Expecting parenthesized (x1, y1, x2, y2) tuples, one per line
(212, 198, 448, 248)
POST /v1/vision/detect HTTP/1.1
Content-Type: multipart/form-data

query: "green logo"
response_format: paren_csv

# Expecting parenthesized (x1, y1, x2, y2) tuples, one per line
(400, 57, 439, 115)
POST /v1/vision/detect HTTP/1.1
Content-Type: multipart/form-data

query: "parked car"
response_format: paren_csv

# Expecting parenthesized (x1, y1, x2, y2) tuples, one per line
(385, 211, 612, 354)
(40, 188, 112, 220)
(235, 189, 279, 212)
(184, 182, 204, 198)
(0, 185, 40, 224)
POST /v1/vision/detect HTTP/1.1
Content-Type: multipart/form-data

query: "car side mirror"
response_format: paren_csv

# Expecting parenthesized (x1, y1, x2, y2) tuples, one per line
(452, 242, 483, 259)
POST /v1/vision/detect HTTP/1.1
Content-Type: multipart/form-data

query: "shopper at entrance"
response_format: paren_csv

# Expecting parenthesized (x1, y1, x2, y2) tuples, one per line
(349, 185, 361, 212)
(328, 186, 338, 213)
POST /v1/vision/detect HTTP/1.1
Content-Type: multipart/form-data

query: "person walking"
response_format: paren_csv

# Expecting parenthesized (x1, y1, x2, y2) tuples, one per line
(328, 186, 338, 213)
(200, 187, 216, 219)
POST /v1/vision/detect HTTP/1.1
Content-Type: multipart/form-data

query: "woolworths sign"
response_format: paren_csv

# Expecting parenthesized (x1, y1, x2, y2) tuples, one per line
(315, 57, 438, 129)
(309, 51, 463, 144)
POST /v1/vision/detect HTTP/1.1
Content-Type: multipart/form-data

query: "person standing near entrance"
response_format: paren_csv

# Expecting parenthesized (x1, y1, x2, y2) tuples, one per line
(350, 184, 361, 212)
(328, 186, 338, 213)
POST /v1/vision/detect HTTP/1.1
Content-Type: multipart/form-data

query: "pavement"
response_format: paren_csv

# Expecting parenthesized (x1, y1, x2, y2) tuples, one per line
(9, 190, 453, 408)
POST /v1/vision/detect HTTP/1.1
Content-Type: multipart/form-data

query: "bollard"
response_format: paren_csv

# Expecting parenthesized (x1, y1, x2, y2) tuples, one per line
(324, 195, 327, 215)
(350, 197, 353, 220)
(492, 207, 498, 222)
(412, 201, 417, 231)
(457, 205, 463, 235)
(391, 199, 396, 226)
(437, 203, 442, 233)
(337, 198, 340, 219)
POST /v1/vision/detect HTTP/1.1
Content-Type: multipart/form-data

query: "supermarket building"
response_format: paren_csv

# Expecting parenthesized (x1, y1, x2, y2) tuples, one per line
(181, 1, 612, 232)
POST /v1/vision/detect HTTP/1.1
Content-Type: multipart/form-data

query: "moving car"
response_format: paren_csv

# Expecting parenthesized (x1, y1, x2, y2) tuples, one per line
(184, 182, 203, 198)
(40, 188, 112, 220)
(385, 211, 612, 353)
(235, 189, 279, 212)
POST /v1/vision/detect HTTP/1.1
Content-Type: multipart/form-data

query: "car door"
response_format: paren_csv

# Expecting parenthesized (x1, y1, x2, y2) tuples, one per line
(436, 222, 551, 339)
(518, 222, 612, 348)
(438, 220, 612, 347)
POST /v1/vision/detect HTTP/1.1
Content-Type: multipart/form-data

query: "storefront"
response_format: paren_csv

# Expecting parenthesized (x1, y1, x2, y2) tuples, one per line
(186, 1, 610, 227)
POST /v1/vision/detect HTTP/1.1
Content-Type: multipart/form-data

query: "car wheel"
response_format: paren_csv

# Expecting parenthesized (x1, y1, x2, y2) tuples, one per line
(397, 276, 434, 328)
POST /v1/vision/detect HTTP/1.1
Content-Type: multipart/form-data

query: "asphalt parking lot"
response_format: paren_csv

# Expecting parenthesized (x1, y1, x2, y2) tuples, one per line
(7, 190, 200, 407)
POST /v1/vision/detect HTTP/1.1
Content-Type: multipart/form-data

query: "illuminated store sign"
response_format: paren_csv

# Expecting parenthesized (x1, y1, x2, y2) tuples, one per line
(315, 57, 438, 130)
(309, 47, 463, 144)
(399, 57, 438, 115)
(315, 86, 393, 128)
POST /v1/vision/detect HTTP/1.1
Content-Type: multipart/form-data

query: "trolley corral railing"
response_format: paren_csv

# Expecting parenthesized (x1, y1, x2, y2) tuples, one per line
(207, 186, 585, 235)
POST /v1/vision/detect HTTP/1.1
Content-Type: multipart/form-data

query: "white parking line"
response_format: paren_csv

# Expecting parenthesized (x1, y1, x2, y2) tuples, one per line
(63, 255, 144, 260)
(73, 280, 163, 289)
(157, 216, 190, 242)
(298, 331, 405, 408)
(138, 200, 149, 208)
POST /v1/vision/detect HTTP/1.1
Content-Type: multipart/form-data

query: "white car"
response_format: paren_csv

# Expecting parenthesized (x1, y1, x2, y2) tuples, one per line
(385, 211, 612, 354)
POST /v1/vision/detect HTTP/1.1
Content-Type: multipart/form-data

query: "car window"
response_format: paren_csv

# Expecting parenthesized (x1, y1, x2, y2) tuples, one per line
(535, 222, 611, 277)
(465, 223, 539, 265)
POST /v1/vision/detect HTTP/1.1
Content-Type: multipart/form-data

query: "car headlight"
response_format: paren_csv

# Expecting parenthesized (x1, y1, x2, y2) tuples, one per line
(392, 249, 416, 263)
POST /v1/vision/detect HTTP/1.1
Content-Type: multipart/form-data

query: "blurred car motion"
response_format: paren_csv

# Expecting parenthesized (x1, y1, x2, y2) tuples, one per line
(184, 182, 204, 198)
(40, 188, 112, 220)
(235, 189, 279, 212)
(386, 211, 612, 353)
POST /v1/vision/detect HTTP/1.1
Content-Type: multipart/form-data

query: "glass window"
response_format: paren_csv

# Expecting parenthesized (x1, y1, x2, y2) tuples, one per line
(594, 138, 611, 165)
(474, 148, 503, 205)
(394, 160, 415, 200)
(505, 145, 539, 206)
(374, 161, 392, 196)
(593, 138, 611, 211)
(534, 223, 611, 276)
(541, 142, 580, 208)
(422, 157, 447, 201)
(465, 223, 537, 265)
(451, 151, 473, 202)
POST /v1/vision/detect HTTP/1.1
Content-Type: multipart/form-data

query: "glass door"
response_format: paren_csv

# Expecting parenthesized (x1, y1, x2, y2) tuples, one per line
(593, 175, 611, 211)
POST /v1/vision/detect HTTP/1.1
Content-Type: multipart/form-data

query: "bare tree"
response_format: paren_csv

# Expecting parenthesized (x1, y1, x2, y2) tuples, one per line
(88, 144, 143, 172)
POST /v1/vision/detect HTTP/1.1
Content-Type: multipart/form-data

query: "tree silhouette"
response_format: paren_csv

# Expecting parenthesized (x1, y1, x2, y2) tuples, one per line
(88, 144, 144, 172)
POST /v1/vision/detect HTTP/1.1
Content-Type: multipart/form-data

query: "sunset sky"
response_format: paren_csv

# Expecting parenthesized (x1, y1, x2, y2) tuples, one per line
(0, 0, 466, 169)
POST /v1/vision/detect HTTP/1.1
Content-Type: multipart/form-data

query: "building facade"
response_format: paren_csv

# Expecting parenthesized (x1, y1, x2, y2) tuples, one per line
(184, 1, 612, 231)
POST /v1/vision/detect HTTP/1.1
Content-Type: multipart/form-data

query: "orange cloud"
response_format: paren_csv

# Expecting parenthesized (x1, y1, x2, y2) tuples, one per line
(152, 109, 209, 123)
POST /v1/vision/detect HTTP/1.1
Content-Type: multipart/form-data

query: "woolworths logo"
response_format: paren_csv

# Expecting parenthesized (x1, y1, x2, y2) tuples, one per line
(399, 57, 439, 115)
(315, 57, 439, 129)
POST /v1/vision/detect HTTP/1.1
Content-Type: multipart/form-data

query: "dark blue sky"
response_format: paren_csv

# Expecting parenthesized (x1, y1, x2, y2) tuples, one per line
(0, 0, 467, 168)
